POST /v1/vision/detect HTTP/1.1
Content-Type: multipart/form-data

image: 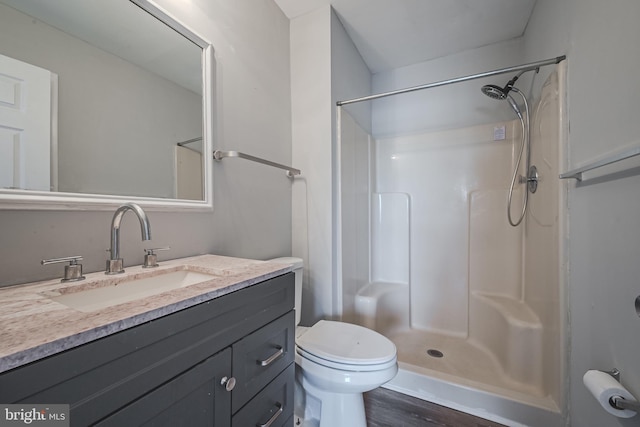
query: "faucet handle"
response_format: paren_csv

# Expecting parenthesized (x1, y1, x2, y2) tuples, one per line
(105, 248, 124, 275)
(143, 247, 170, 268)
(41, 256, 86, 282)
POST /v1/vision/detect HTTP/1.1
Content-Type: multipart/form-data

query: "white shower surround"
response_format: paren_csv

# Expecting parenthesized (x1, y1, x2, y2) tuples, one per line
(338, 64, 566, 426)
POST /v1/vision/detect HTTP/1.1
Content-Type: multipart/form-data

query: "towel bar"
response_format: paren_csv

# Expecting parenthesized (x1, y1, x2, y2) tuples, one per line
(213, 150, 301, 177)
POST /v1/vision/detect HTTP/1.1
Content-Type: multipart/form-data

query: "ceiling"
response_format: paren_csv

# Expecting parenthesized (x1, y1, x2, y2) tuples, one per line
(274, 0, 537, 73)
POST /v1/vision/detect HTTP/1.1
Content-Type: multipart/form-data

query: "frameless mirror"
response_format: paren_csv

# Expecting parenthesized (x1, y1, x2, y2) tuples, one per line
(0, 0, 213, 210)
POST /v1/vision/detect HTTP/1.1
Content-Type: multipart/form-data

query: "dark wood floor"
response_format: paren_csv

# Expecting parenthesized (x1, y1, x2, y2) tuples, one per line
(364, 387, 507, 427)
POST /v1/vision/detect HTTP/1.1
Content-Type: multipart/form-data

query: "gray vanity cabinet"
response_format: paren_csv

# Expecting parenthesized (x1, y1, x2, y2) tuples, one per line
(0, 273, 295, 426)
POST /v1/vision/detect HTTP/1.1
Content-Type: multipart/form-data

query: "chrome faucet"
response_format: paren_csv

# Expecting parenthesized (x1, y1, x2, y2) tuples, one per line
(106, 203, 151, 274)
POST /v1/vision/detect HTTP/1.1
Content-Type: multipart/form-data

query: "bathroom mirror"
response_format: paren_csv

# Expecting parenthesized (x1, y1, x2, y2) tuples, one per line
(0, 0, 214, 210)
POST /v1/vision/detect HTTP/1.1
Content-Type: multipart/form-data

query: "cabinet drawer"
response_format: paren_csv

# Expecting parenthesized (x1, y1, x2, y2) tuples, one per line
(232, 311, 295, 413)
(232, 363, 294, 427)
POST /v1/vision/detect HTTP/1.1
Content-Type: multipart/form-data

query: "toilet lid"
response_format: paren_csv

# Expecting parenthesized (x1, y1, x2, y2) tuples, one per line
(296, 320, 396, 366)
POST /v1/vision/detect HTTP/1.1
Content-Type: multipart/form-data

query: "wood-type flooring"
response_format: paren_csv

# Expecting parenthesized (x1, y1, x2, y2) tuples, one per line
(364, 387, 508, 427)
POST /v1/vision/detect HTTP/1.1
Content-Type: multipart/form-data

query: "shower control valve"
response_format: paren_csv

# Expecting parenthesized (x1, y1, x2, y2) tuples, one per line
(518, 165, 539, 193)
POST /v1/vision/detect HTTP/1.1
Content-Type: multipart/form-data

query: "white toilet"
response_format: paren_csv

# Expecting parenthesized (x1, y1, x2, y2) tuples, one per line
(269, 257, 398, 427)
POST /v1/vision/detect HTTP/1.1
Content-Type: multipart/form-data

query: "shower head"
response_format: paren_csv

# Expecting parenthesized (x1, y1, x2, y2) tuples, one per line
(480, 71, 523, 101)
(481, 72, 525, 120)
(481, 84, 508, 100)
(480, 85, 524, 120)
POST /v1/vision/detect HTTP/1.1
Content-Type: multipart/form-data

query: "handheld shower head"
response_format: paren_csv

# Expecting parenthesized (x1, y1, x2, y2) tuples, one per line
(481, 73, 525, 120)
(480, 70, 525, 101)
(481, 84, 508, 100)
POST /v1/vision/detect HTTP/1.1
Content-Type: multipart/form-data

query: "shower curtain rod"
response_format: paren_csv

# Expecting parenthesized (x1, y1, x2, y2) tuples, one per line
(336, 55, 566, 106)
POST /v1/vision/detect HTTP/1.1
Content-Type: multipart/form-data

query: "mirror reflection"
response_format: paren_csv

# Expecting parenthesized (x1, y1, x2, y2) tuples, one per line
(0, 0, 205, 201)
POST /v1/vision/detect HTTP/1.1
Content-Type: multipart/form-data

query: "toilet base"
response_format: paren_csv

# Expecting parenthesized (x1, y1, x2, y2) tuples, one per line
(295, 366, 367, 427)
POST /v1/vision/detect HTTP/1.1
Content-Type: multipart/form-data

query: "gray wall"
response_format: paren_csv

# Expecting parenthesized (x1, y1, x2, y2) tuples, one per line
(290, 7, 333, 325)
(0, 0, 292, 287)
(524, 0, 640, 426)
(290, 7, 373, 325)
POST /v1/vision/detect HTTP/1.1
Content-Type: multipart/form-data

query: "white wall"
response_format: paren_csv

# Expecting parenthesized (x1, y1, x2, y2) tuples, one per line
(524, 1, 640, 426)
(0, 0, 292, 287)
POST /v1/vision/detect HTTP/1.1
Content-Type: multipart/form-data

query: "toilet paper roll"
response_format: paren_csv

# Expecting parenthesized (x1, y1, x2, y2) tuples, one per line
(583, 370, 638, 418)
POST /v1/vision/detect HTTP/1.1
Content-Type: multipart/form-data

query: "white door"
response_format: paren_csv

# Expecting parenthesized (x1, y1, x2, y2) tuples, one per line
(0, 54, 52, 191)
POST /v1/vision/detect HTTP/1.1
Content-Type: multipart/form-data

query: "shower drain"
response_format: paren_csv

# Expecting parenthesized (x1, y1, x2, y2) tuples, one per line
(427, 349, 444, 358)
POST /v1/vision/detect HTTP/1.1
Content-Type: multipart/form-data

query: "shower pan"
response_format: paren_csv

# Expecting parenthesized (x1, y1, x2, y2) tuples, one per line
(337, 58, 567, 427)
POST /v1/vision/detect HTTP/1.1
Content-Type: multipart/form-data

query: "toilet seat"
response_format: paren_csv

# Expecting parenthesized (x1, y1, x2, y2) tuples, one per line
(296, 346, 397, 372)
(296, 320, 397, 371)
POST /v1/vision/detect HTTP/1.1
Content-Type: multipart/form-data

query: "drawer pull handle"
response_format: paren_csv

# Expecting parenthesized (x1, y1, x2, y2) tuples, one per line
(257, 402, 283, 427)
(258, 346, 284, 367)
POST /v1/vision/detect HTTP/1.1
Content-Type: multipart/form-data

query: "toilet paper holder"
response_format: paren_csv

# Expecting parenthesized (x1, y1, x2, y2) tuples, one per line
(611, 395, 640, 412)
(602, 369, 640, 412)
(602, 368, 621, 382)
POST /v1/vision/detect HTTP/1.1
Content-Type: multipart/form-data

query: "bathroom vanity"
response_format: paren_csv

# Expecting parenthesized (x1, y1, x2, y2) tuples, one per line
(0, 255, 295, 426)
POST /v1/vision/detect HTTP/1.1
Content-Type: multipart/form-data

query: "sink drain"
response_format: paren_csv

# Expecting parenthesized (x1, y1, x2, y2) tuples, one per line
(427, 349, 444, 358)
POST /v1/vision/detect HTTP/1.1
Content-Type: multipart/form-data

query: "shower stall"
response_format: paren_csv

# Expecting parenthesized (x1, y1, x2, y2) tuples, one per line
(336, 58, 567, 426)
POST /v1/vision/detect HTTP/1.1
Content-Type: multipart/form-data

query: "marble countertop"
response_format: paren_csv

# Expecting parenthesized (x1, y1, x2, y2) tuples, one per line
(0, 254, 291, 374)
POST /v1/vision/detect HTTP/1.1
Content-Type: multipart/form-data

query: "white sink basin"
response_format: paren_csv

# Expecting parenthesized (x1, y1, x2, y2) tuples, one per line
(49, 270, 217, 313)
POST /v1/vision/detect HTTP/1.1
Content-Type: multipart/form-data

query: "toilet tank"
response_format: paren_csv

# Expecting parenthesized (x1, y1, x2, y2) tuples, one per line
(268, 257, 303, 326)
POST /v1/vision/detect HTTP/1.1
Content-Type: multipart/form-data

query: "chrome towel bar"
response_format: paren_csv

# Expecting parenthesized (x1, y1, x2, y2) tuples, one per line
(559, 145, 640, 181)
(177, 137, 202, 146)
(213, 150, 301, 177)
